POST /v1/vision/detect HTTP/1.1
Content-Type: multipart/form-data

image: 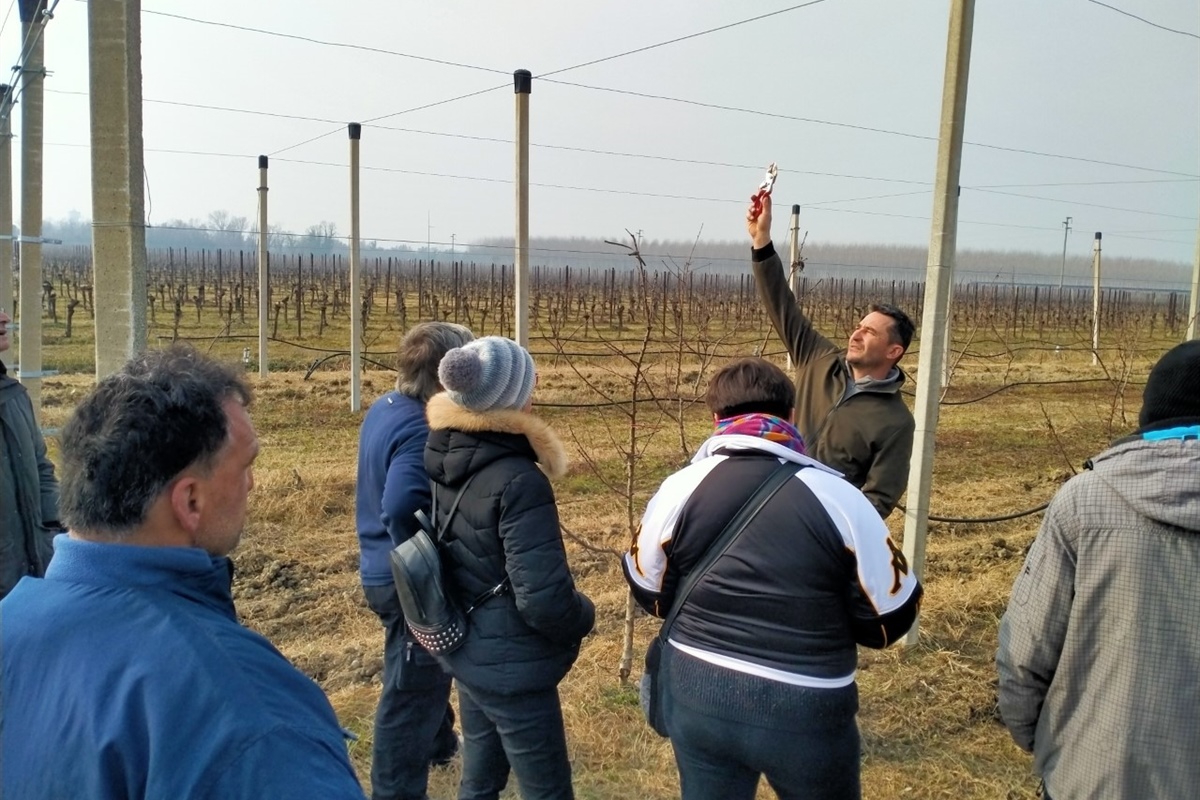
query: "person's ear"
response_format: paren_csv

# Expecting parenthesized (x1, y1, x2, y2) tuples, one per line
(887, 343, 904, 363)
(789, 407, 797, 424)
(168, 476, 203, 535)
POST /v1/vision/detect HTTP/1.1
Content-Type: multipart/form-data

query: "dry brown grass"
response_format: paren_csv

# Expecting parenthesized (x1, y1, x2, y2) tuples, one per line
(32, 336, 1162, 800)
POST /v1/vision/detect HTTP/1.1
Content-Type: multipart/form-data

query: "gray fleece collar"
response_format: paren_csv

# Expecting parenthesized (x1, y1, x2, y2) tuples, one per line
(841, 363, 903, 401)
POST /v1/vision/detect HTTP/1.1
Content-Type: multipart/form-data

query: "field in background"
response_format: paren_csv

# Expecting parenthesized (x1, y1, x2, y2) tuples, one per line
(22, 257, 1178, 799)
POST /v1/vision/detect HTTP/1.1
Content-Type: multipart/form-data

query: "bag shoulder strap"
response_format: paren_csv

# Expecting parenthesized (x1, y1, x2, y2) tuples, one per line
(433, 453, 531, 543)
(433, 473, 478, 545)
(658, 460, 798, 641)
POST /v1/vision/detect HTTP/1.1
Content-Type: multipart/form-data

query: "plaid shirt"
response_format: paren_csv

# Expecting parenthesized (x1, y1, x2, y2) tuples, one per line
(997, 436, 1200, 799)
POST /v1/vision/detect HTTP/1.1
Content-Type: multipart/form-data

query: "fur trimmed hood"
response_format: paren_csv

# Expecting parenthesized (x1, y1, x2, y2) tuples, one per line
(426, 392, 568, 479)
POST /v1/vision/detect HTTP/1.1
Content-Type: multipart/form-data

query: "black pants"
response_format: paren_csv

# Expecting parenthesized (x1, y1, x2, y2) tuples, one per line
(364, 584, 457, 800)
(455, 682, 574, 800)
(663, 644, 861, 800)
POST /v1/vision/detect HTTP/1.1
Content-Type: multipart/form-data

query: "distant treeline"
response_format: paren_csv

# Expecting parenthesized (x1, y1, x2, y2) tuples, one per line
(475, 236, 1191, 291)
(38, 213, 386, 257)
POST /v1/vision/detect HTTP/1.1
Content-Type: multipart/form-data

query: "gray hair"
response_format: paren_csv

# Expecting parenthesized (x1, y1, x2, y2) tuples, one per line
(59, 345, 251, 538)
(395, 322, 475, 402)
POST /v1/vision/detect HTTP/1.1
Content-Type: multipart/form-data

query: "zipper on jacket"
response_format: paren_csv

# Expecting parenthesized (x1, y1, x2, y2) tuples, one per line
(808, 378, 893, 452)
(808, 388, 854, 452)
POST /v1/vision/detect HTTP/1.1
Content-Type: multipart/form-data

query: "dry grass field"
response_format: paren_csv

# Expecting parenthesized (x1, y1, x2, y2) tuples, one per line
(25, 281, 1176, 799)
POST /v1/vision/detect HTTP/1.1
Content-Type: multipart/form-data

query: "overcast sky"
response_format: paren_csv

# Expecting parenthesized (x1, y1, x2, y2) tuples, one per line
(3, 0, 1197, 266)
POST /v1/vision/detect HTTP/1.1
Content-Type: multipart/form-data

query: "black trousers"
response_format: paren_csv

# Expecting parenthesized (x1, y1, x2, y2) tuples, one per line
(364, 584, 457, 800)
(663, 644, 861, 800)
(455, 682, 574, 800)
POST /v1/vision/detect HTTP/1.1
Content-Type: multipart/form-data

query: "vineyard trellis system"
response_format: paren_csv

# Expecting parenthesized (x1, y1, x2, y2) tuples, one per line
(17, 245, 1192, 364)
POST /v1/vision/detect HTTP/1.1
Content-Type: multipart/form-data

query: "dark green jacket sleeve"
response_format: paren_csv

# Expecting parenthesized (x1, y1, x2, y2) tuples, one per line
(750, 242, 839, 364)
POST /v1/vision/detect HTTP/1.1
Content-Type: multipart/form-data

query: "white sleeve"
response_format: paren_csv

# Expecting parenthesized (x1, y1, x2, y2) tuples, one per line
(799, 469, 919, 613)
(623, 458, 722, 595)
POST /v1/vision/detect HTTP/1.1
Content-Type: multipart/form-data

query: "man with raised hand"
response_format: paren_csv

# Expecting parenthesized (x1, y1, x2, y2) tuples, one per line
(747, 193, 915, 517)
(0, 344, 365, 800)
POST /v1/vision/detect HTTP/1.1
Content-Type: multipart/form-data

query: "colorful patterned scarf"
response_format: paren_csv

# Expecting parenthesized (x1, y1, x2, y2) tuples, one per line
(713, 413, 807, 456)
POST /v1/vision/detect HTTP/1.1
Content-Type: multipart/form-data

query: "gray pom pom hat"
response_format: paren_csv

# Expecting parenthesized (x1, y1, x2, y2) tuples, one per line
(437, 336, 536, 413)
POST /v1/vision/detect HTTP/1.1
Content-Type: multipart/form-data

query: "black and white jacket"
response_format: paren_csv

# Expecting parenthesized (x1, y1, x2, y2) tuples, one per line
(623, 433, 921, 687)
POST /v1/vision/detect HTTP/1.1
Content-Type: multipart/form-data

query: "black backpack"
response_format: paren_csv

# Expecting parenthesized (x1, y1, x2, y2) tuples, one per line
(389, 474, 508, 656)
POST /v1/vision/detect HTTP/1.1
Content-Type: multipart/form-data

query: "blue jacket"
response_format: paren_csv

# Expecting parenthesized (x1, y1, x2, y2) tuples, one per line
(355, 391, 430, 587)
(0, 536, 365, 800)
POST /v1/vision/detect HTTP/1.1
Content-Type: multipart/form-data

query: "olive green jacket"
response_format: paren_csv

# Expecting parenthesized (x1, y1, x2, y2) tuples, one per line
(750, 243, 914, 517)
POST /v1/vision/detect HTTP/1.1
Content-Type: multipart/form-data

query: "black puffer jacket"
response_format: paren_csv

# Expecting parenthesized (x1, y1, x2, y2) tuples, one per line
(424, 393, 595, 695)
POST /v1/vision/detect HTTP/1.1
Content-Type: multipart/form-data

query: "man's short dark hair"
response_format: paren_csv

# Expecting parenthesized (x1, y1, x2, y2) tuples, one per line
(706, 357, 795, 421)
(870, 303, 915, 353)
(59, 345, 251, 538)
(395, 322, 474, 403)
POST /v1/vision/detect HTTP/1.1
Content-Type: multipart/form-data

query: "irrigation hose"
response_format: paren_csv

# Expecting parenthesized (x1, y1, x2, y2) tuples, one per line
(895, 501, 1050, 524)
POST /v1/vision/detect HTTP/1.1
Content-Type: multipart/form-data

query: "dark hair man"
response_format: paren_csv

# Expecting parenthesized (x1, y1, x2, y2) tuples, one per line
(0, 345, 365, 799)
(748, 194, 915, 517)
(355, 322, 473, 800)
(625, 357, 922, 799)
(997, 340, 1200, 800)
(0, 307, 61, 599)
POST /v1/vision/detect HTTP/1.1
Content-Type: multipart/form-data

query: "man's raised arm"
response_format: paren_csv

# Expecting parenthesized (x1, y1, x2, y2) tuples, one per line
(747, 194, 837, 365)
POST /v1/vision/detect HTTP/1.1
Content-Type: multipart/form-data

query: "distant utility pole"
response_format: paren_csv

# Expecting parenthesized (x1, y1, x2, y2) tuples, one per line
(1058, 216, 1072, 289)
(786, 205, 800, 371)
(17, 0, 47, 418)
(450, 233, 456, 257)
(1091, 232, 1102, 366)
(514, 68, 531, 347)
(0, 85, 13, 316)
(1187, 222, 1199, 341)
(348, 123, 362, 412)
(426, 211, 433, 257)
(257, 156, 268, 377)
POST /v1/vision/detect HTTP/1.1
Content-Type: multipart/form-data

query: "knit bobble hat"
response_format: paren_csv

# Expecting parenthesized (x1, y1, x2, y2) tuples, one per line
(1138, 340, 1200, 429)
(438, 336, 536, 413)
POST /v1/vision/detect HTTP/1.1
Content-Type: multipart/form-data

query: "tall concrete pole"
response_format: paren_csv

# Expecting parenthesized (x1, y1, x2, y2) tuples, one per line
(514, 69, 531, 347)
(902, 0, 975, 646)
(17, 0, 46, 418)
(348, 122, 362, 412)
(0, 86, 13, 317)
(1188, 222, 1199, 341)
(786, 204, 800, 370)
(89, 0, 147, 377)
(1091, 232, 1102, 365)
(256, 155, 268, 377)
(1058, 216, 1072, 289)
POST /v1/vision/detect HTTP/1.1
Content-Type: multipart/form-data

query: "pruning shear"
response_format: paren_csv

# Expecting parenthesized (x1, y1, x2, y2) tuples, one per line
(749, 162, 778, 222)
